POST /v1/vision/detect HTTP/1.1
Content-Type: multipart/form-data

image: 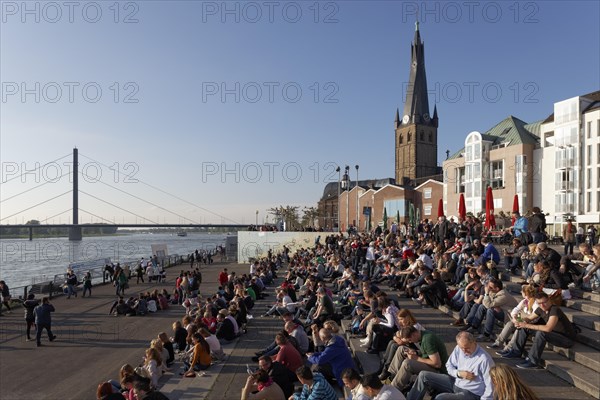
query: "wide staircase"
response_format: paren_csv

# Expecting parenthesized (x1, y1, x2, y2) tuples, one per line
(338, 270, 599, 399)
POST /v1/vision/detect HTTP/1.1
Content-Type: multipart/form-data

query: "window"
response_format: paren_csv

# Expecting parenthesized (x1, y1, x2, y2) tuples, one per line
(408, 132, 412, 142)
(489, 160, 504, 189)
(424, 188, 432, 199)
(474, 164, 481, 179)
(587, 192, 592, 213)
(597, 143, 600, 165)
(588, 121, 592, 139)
(588, 145, 592, 166)
(399, 134, 403, 144)
(474, 143, 481, 159)
(587, 168, 592, 188)
(424, 204, 432, 216)
(456, 167, 465, 194)
(466, 146, 473, 162)
(555, 170, 574, 191)
(420, 131, 424, 141)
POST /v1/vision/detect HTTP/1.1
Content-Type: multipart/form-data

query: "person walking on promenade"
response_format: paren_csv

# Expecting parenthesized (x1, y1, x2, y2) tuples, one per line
(65, 269, 78, 299)
(116, 268, 128, 296)
(135, 262, 145, 284)
(563, 219, 576, 255)
(22, 293, 39, 341)
(0, 280, 12, 313)
(82, 271, 93, 297)
(34, 297, 56, 347)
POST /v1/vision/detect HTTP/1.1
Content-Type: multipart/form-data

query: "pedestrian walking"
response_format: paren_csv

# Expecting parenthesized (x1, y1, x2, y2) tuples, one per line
(135, 262, 145, 284)
(22, 293, 39, 341)
(116, 268, 128, 296)
(82, 271, 92, 297)
(0, 280, 12, 313)
(34, 297, 56, 347)
(65, 269, 78, 299)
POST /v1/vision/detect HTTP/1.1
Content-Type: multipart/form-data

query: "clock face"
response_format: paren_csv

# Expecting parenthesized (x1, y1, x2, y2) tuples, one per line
(423, 113, 430, 121)
(403, 115, 410, 124)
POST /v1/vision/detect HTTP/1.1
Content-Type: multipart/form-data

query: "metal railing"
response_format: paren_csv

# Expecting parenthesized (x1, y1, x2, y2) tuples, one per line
(8, 254, 188, 302)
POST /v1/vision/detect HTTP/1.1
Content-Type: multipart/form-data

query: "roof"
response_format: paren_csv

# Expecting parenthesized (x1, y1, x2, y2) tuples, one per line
(583, 100, 600, 114)
(414, 179, 443, 190)
(319, 178, 396, 201)
(541, 90, 600, 124)
(445, 116, 542, 160)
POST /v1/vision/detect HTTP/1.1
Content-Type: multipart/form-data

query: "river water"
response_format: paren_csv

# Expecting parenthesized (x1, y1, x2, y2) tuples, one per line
(0, 233, 227, 289)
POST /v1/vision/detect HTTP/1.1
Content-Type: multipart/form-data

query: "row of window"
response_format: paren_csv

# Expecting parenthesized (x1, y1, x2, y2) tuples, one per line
(585, 119, 600, 139)
(398, 131, 434, 144)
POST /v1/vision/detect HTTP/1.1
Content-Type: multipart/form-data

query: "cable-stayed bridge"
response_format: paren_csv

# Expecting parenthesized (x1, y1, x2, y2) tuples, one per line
(1, 148, 247, 240)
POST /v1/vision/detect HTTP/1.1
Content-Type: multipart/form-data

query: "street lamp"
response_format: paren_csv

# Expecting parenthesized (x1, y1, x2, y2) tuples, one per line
(341, 165, 350, 234)
(336, 166, 341, 232)
(355, 165, 359, 232)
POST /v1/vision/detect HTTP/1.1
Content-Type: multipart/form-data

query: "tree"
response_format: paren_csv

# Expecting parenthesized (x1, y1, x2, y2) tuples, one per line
(268, 205, 300, 231)
(301, 206, 320, 228)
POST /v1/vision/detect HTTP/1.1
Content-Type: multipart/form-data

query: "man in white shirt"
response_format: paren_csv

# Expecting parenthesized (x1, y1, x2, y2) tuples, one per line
(406, 331, 494, 400)
(361, 373, 405, 400)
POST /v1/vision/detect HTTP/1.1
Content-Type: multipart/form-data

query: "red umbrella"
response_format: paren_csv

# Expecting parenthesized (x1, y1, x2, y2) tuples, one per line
(458, 193, 467, 220)
(485, 186, 496, 230)
(438, 198, 444, 218)
(511, 195, 520, 225)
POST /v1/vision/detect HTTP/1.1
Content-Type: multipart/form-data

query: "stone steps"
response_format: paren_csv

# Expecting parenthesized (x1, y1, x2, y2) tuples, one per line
(543, 352, 600, 399)
(571, 288, 600, 303)
(565, 298, 600, 316)
(340, 293, 595, 399)
(547, 342, 600, 374)
(498, 265, 600, 398)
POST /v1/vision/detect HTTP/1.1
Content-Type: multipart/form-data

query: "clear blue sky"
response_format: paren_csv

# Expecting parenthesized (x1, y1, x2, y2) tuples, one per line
(1, 0, 599, 225)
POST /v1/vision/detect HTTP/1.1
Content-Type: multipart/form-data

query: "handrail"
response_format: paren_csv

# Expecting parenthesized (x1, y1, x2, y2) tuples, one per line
(9, 254, 189, 301)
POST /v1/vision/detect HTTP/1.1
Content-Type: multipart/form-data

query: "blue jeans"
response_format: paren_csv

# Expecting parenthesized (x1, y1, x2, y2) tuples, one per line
(66, 284, 76, 298)
(469, 305, 504, 335)
(513, 328, 574, 365)
(531, 232, 544, 244)
(407, 371, 480, 400)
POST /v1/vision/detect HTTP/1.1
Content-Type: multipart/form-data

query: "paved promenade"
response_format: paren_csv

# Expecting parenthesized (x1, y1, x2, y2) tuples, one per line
(0, 261, 253, 400)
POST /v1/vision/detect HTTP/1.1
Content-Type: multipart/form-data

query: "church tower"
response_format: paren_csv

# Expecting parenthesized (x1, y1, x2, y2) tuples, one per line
(395, 22, 438, 185)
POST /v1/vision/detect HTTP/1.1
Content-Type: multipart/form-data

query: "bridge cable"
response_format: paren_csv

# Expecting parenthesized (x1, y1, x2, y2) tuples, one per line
(2, 153, 72, 184)
(40, 209, 73, 224)
(79, 170, 202, 225)
(0, 170, 72, 203)
(0, 190, 72, 221)
(79, 190, 159, 224)
(78, 153, 241, 224)
(79, 208, 121, 225)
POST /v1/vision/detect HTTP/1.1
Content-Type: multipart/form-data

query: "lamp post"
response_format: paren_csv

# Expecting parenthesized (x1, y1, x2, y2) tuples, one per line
(255, 210, 259, 227)
(336, 166, 341, 232)
(355, 165, 359, 232)
(341, 165, 350, 234)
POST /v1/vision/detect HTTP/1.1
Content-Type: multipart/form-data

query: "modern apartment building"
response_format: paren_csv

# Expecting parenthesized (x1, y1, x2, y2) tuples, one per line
(534, 90, 600, 234)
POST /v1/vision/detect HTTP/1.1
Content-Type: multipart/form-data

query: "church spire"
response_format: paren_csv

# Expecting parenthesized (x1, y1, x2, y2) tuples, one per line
(402, 22, 430, 125)
(394, 108, 400, 128)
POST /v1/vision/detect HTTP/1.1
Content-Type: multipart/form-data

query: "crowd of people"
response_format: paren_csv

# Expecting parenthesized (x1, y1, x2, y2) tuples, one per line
(242, 212, 599, 400)
(4, 213, 598, 400)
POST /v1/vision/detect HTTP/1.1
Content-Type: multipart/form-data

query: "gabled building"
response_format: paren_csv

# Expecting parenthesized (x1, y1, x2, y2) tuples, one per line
(442, 116, 542, 222)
